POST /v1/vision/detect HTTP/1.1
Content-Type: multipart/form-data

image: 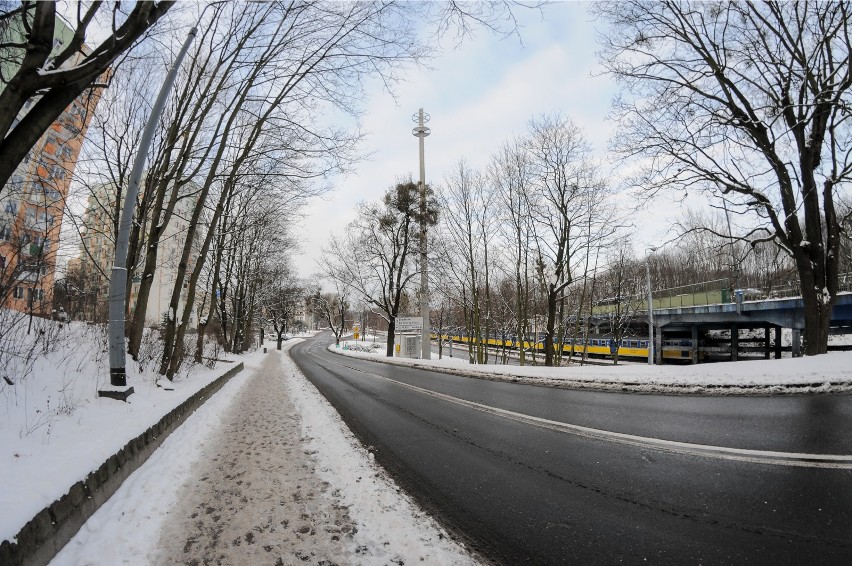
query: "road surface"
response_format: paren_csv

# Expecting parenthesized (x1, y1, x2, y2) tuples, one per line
(290, 332, 852, 565)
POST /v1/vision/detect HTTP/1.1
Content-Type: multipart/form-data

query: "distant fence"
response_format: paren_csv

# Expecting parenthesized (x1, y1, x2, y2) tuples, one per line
(593, 272, 852, 316)
(593, 279, 730, 315)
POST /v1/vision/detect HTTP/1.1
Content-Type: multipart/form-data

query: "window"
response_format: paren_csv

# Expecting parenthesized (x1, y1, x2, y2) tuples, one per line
(3, 200, 18, 215)
(9, 175, 25, 190)
(0, 256, 5, 269)
(26, 210, 54, 230)
(13, 287, 24, 299)
(33, 234, 50, 250)
(50, 165, 66, 180)
(0, 224, 11, 240)
(19, 261, 38, 273)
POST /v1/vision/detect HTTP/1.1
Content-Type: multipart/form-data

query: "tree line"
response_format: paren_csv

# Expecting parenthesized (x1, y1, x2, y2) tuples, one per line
(323, 1, 852, 361)
(2, 1, 852, 373)
(1, 1, 540, 381)
(321, 111, 852, 366)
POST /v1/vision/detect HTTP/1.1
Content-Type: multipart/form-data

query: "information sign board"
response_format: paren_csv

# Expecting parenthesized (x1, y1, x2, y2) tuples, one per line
(395, 316, 423, 332)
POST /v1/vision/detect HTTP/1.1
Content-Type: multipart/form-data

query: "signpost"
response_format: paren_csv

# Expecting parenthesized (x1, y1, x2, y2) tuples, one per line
(395, 317, 424, 332)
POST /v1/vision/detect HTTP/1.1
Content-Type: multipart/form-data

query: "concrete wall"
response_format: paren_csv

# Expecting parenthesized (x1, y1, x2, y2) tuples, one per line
(0, 362, 244, 566)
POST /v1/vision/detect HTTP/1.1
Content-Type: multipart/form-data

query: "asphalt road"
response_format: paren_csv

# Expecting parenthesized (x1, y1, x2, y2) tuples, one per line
(290, 332, 852, 565)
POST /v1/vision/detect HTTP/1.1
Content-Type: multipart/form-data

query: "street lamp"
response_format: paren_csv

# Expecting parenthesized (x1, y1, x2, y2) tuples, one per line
(412, 108, 431, 359)
(645, 246, 657, 365)
(104, 4, 221, 398)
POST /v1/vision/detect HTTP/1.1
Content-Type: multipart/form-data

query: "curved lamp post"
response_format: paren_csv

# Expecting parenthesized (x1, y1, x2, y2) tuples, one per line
(645, 246, 658, 365)
(104, 4, 222, 397)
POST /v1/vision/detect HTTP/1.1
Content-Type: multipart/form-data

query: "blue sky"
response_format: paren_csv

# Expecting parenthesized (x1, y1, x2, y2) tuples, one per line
(292, 1, 629, 278)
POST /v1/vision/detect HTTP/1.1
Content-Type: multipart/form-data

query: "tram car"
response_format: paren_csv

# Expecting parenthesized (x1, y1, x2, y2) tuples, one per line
(433, 332, 699, 362)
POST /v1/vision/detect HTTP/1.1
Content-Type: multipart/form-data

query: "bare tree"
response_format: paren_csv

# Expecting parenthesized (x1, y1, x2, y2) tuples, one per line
(595, 241, 642, 365)
(264, 276, 303, 350)
(525, 114, 613, 366)
(157, 1, 423, 378)
(0, 1, 174, 191)
(321, 182, 436, 357)
(310, 282, 349, 346)
(439, 160, 495, 363)
(595, 1, 852, 355)
(490, 137, 534, 365)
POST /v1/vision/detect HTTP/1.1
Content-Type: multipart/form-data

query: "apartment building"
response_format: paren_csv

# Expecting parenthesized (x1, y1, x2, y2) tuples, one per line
(0, 16, 102, 315)
(75, 182, 201, 328)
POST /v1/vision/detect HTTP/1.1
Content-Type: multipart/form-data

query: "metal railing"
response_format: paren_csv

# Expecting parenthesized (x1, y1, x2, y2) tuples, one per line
(593, 272, 852, 316)
(593, 279, 730, 315)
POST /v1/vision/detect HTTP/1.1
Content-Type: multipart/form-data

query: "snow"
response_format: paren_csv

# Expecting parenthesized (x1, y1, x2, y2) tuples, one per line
(3, 322, 852, 563)
(48, 339, 475, 565)
(3, 327, 476, 564)
(50, 358, 255, 564)
(332, 338, 852, 394)
(0, 321, 252, 543)
(280, 343, 478, 564)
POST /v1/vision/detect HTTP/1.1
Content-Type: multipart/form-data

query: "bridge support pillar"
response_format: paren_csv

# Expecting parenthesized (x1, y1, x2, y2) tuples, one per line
(691, 325, 699, 364)
(764, 325, 771, 359)
(731, 324, 739, 361)
(655, 324, 663, 365)
(774, 326, 782, 359)
(792, 328, 802, 357)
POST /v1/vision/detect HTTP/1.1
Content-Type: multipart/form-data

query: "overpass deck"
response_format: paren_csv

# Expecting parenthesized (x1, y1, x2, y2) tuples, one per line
(647, 293, 852, 363)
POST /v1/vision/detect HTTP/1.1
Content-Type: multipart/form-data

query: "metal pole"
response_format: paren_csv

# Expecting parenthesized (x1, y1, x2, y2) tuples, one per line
(106, 24, 200, 387)
(412, 109, 431, 359)
(645, 256, 655, 365)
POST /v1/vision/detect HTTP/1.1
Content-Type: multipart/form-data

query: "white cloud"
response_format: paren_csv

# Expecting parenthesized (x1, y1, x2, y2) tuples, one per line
(292, 3, 618, 279)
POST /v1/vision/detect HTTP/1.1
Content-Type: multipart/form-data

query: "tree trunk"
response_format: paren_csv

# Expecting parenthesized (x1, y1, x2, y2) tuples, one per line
(386, 318, 396, 356)
(798, 263, 832, 355)
(544, 286, 557, 366)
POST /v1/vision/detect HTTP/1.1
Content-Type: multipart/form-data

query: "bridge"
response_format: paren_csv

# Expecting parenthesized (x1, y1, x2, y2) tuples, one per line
(592, 276, 852, 363)
(649, 292, 852, 363)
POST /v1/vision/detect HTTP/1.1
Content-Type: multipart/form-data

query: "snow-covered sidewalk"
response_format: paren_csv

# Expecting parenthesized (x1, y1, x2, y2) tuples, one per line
(52, 341, 479, 565)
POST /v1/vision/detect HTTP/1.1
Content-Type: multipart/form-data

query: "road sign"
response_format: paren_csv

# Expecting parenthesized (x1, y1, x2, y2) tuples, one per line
(395, 316, 423, 332)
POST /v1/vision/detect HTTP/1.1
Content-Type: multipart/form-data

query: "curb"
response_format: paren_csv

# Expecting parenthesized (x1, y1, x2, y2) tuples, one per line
(0, 362, 245, 566)
(328, 347, 852, 396)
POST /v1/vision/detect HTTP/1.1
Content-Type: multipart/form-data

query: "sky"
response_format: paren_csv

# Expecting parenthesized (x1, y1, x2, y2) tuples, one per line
(291, 1, 651, 279)
(54, 1, 687, 278)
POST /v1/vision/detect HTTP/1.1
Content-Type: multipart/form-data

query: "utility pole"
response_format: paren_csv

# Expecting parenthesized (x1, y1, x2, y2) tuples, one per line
(645, 246, 657, 365)
(103, 6, 216, 398)
(412, 109, 431, 359)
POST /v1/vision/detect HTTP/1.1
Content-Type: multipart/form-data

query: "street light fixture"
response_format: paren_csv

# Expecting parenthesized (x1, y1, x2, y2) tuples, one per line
(645, 246, 658, 365)
(104, 3, 222, 398)
(412, 108, 431, 360)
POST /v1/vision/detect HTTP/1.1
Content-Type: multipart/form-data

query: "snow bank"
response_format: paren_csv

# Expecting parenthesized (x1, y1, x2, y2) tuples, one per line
(0, 320, 253, 544)
(331, 340, 852, 395)
(281, 344, 479, 564)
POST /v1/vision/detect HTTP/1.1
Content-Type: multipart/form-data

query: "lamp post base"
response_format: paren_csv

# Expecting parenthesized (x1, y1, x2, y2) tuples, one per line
(98, 386, 135, 402)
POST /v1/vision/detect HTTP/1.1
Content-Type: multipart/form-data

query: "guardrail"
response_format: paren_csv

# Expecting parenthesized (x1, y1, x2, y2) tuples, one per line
(593, 272, 852, 315)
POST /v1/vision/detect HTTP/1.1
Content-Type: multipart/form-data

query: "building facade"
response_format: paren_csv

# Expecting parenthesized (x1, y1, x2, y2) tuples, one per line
(0, 17, 102, 315)
(75, 182, 201, 329)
